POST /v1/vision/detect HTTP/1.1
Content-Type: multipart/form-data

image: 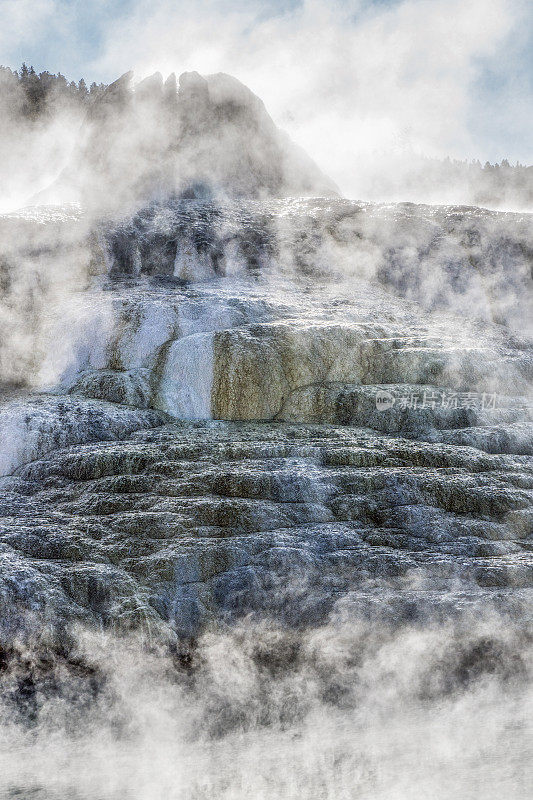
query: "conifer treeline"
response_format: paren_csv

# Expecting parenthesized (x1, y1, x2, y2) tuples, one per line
(390, 155, 533, 208)
(0, 63, 108, 119)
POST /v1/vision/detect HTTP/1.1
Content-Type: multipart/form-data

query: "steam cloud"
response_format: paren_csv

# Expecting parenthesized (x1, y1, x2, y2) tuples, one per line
(0, 0, 531, 210)
(94, 0, 531, 193)
(0, 3, 531, 799)
(0, 593, 531, 799)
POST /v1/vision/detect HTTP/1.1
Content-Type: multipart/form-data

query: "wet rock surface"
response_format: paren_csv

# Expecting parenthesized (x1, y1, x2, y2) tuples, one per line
(1, 419, 531, 643)
(0, 395, 167, 477)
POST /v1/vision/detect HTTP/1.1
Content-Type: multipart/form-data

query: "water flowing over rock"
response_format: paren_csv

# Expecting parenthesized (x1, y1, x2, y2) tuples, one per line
(1, 419, 532, 642)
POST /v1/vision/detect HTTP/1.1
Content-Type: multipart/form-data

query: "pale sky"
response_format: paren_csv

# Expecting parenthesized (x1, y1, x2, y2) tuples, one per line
(0, 0, 531, 167)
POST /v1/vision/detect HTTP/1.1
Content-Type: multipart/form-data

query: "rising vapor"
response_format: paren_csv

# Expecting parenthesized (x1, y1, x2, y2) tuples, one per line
(0, 2, 532, 799)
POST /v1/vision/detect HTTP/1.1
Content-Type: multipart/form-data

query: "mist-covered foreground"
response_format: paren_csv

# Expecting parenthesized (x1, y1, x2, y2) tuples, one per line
(1, 600, 532, 800)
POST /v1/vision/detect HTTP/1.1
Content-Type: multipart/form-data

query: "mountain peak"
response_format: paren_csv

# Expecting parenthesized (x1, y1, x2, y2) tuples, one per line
(41, 70, 339, 212)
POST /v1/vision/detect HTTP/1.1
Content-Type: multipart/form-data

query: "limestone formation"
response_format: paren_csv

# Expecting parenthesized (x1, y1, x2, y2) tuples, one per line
(1, 420, 531, 644)
(0, 196, 531, 647)
(0, 75, 532, 649)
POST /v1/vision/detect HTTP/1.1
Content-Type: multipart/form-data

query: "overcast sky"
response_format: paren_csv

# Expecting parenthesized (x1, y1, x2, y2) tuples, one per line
(1, 0, 531, 171)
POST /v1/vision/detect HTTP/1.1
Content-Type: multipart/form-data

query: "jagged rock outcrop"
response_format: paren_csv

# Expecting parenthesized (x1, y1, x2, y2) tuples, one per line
(39, 71, 338, 211)
(175, 71, 338, 199)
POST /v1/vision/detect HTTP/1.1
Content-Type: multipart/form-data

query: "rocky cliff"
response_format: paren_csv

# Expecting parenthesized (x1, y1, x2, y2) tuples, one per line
(38, 70, 338, 211)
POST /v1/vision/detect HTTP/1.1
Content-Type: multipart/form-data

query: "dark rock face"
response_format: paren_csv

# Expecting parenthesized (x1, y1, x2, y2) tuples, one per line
(1, 420, 532, 645)
(175, 71, 338, 199)
(100, 199, 533, 332)
(43, 71, 338, 211)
